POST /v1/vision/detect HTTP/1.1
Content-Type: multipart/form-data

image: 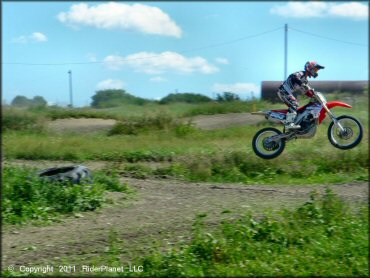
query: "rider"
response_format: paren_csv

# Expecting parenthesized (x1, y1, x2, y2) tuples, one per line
(277, 61, 325, 130)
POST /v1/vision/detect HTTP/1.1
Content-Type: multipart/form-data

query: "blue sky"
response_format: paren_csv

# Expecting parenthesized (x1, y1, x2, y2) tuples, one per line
(3, 1, 369, 107)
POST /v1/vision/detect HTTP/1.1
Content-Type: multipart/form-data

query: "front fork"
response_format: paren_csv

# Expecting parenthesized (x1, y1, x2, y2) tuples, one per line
(322, 103, 345, 132)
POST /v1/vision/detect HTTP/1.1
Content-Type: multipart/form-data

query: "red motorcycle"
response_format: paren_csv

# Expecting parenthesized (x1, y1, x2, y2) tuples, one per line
(251, 89, 363, 159)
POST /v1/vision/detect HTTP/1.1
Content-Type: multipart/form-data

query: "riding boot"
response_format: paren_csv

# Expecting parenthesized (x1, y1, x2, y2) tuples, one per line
(284, 111, 301, 130)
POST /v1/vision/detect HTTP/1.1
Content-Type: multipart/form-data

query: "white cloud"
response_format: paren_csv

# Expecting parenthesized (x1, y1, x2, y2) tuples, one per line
(58, 2, 182, 38)
(329, 2, 368, 20)
(103, 51, 219, 75)
(96, 79, 125, 90)
(12, 32, 48, 43)
(31, 32, 48, 42)
(150, 76, 167, 82)
(212, 82, 260, 98)
(270, 2, 368, 20)
(215, 58, 229, 65)
(270, 2, 328, 18)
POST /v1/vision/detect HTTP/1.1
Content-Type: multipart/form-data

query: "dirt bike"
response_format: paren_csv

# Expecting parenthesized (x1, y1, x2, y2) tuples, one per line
(251, 88, 363, 159)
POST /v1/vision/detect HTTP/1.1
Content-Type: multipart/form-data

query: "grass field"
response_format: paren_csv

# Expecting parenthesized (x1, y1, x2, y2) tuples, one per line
(2, 92, 368, 277)
(3, 93, 368, 185)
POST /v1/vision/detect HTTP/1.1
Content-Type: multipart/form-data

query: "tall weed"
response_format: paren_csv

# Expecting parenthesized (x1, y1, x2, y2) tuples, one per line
(139, 189, 368, 276)
(2, 108, 46, 132)
(142, 149, 367, 184)
(108, 112, 179, 136)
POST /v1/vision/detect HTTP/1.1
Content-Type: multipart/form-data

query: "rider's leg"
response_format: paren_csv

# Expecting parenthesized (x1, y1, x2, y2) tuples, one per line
(277, 90, 301, 130)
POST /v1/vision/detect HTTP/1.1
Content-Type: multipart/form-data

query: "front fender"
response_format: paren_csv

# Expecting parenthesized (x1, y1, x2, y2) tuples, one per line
(319, 101, 352, 123)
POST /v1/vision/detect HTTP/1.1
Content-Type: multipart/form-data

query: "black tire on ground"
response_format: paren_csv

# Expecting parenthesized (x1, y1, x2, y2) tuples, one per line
(252, 127, 286, 159)
(327, 115, 363, 150)
(38, 165, 93, 184)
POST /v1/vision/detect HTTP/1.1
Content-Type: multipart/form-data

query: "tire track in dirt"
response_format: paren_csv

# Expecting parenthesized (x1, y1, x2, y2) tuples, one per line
(2, 177, 367, 268)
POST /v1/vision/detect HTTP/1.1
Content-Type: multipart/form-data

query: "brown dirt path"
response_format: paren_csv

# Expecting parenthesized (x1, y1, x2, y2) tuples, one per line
(2, 176, 367, 268)
(46, 113, 264, 133)
(186, 113, 264, 130)
(47, 118, 117, 133)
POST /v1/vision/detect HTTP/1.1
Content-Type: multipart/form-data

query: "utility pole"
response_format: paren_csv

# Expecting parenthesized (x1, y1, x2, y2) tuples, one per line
(284, 23, 288, 80)
(68, 70, 73, 108)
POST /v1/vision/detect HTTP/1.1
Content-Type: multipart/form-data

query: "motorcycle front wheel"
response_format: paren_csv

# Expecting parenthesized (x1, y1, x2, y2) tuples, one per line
(328, 115, 363, 150)
(252, 127, 286, 159)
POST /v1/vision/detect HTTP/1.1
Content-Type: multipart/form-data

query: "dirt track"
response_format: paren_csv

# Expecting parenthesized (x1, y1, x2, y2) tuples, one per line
(187, 113, 264, 130)
(46, 113, 264, 133)
(2, 172, 368, 267)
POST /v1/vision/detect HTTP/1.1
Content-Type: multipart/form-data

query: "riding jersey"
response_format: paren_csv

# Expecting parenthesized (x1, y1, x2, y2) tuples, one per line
(279, 71, 309, 95)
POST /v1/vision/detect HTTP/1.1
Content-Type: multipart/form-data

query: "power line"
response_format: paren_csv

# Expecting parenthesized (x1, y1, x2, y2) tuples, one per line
(3, 26, 283, 66)
(179, 26, 283, 54)
(4, 25, 367, 66)
(289, 26, 368, 47)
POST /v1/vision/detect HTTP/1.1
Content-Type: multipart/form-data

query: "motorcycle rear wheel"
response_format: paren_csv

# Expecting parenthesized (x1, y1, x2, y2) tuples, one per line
(328, 115, 363, 150)
(252, 127, 286, 159)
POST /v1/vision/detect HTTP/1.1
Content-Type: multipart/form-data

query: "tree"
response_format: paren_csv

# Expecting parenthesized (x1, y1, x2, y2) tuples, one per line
(216, 92, 240, 102)
(11, 95, 30, 107)
(159, 93, 212, 104)
(32, 96, 47, 107)
(11, 95, 47, 107)
(91, 89, 149, 108)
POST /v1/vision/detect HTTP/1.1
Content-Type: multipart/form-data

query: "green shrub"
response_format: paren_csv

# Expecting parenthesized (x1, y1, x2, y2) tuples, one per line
(184, 100, 265, 116)
(93, 170, 130, 193)
(108, 122, 139, 135)
(2, 108, 45, 132)
(107, 112, 179, 136)
(45, 107, 115, 120)
(2, 166, 129, 224)
(174, 122, 198, 138)
(159, 93, 212, 104)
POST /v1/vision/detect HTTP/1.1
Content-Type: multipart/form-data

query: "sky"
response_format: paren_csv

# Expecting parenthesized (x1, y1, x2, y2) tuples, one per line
(2, 1, 369, 107)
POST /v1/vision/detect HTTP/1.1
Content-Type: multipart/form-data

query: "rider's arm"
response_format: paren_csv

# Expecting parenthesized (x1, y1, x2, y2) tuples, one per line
(291, 73, 314, 98)
(292, 72, 314, 98)
(302, 84, 314, 98)
(291, 72, 304, 86)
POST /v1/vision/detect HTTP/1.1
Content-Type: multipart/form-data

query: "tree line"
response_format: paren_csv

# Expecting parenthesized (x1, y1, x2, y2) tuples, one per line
(9, 90, 243, 108)
(10, 95, 47, 108)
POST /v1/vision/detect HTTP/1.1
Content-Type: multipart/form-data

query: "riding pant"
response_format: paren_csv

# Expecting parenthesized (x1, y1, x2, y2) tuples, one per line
(277, 89, 299, 113)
